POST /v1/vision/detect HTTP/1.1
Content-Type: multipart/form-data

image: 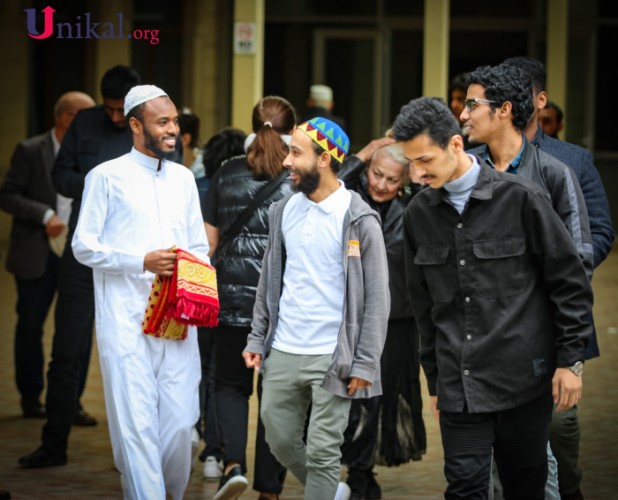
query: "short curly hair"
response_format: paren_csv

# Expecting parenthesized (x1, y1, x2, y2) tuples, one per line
(502, 56, 546, 95)
(466, 64, 534, 132)
(391, 96, 461, 148)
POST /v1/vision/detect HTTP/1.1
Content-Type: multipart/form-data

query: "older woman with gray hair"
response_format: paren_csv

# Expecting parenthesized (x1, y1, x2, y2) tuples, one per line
(338, 143, 427, 500)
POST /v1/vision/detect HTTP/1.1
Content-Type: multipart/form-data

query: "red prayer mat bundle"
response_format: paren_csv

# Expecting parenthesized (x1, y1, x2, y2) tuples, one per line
(142, 248, 219, 340)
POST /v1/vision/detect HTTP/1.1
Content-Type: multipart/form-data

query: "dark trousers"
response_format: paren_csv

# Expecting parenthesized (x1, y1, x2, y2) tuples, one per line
(14, 252, 59, 402)
(342, 318, 426, 470)
(41, 249, 95, 453)
(549, 405, 581, 495)
(440, 392, 553, 500)
(197, 327, 221, 458)
(214, 324, 286, 494)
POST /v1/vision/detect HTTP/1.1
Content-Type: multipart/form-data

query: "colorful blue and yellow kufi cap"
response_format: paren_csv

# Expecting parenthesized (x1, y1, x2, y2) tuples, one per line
(297, 117, 350, 164)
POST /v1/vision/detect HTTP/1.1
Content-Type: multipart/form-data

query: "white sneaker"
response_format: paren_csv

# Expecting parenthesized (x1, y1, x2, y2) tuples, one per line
(203, 455, 224, 480)
(334, 481, 351, 500)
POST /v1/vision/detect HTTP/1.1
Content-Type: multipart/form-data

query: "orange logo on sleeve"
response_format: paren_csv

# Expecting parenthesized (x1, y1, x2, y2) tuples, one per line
(347, 240, 360, 257)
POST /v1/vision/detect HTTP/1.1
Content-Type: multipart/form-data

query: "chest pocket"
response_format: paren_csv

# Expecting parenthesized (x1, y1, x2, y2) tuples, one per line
(414, 245, 453, 303)
(472, 237, 530, 298)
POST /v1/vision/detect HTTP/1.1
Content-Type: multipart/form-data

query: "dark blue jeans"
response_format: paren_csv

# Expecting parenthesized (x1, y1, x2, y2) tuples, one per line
(41, 248, 95, 453)
(14, 252, 59, 402)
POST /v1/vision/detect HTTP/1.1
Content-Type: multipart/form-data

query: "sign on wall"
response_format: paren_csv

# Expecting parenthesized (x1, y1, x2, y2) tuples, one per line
(234, 22, 256, 54)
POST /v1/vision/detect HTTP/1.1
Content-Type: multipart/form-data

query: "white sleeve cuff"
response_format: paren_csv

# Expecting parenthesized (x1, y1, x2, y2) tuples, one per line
(42, 208, 55, 225)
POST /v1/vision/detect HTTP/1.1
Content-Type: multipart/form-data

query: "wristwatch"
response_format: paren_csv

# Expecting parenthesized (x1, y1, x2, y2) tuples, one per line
(569, 361, 584, 376)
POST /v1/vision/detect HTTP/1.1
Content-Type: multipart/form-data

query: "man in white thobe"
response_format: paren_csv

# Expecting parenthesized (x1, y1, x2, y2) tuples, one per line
(72, 85, 208, 500)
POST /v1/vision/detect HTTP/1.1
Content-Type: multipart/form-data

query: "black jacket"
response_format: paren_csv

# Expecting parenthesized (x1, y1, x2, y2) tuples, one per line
(404, 161, 593, 413)
(531, 127, 615, 267)
(340, 155, 414, 319)
(52, 106, 133, 238)
(468, 140, 594, 279)
(203, 156, 294, 326)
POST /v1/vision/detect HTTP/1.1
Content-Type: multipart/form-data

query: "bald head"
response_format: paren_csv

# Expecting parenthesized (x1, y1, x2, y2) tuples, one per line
(54, 91, 96, 141)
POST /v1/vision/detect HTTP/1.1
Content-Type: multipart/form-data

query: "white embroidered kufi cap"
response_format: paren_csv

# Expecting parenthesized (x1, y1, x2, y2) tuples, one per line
(124, 85, 168, 116)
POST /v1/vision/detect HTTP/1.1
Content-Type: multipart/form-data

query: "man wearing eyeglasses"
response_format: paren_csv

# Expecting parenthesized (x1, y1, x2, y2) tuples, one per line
(393, 96, 593, 500)
(501, 56, 615, 500)
(462, 65, 593, 279)
(462, 64, 595, 500)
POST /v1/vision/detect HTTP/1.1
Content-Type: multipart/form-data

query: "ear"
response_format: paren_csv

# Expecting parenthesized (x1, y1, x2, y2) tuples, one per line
(536, 90, 548, 111)
(181, 132, 192, 148)
(499, 101, 513, 119)
(450, 134, 465, 152)
(59, 111, 73, 129)
(129, 116, 141, 134)
(318, 150, 331, 168)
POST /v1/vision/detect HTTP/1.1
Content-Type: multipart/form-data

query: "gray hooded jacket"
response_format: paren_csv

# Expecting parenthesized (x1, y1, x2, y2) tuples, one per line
(245, 190, 390, 399)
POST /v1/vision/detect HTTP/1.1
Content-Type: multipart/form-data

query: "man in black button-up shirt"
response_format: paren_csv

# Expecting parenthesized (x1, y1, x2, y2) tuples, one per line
(392, 97, 593, 500)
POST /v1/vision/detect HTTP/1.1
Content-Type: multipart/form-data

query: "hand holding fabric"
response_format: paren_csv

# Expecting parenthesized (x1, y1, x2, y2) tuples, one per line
(144, 249, 177, 276)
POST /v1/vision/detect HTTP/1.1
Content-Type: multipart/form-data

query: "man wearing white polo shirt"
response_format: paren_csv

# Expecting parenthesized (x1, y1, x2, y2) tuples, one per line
(243, 117, 390, 500)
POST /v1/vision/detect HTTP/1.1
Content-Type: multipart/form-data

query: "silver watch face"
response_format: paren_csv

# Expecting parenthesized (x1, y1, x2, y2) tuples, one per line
(570, 361, 584, 376)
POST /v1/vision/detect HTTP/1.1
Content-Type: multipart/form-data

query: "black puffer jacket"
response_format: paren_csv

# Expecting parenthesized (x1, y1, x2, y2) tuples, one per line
(204, 156, 294, 326)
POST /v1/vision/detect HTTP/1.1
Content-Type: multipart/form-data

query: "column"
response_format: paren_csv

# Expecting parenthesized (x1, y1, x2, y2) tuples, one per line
(231, 0, 265, 132)
(422, 0, 450, 99)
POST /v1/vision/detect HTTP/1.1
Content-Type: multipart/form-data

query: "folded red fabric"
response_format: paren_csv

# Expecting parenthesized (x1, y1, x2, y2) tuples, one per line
(142, 248, 219, 340)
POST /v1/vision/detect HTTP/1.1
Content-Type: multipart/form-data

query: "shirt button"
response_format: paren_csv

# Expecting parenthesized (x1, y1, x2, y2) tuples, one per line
(459, 259, 466, 266)
(464, 369, 470, 376)
(465, 296, 470, 303)
(457, 222, 463, 228)
(466, 335, 472, 340)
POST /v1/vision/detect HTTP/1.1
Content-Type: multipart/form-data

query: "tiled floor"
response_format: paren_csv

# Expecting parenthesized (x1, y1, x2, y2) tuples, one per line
(0, 244, 617, 499)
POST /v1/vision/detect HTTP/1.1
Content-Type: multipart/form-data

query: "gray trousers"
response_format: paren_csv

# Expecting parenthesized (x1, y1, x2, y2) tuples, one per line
(261, 349, 351, 500)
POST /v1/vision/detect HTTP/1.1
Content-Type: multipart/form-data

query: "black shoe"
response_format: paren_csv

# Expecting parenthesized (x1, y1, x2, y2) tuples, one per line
(213, 465, 248, 500)
(73, 409, 98, 427)
(346, 468, 369, 500)
(365, 471, 382, 499)
(21, 400, 46, 419)
(18, 447, 67, 468)
(0, 490, 10, 500)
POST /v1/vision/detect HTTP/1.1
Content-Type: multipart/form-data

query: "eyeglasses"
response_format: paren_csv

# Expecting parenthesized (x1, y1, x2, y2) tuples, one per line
(464, 98, 498, 111)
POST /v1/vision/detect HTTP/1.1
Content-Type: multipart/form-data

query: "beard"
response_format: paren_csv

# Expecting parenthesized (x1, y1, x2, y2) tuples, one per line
(143, 126, 178, 160)
(293, 164, 321, 195)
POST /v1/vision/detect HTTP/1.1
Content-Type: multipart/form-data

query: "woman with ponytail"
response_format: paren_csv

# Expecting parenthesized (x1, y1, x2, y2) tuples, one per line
(203, 96, 295, 500)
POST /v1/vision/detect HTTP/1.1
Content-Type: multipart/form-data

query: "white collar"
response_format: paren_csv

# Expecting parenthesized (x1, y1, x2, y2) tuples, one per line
(129, 147, 164, 172)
